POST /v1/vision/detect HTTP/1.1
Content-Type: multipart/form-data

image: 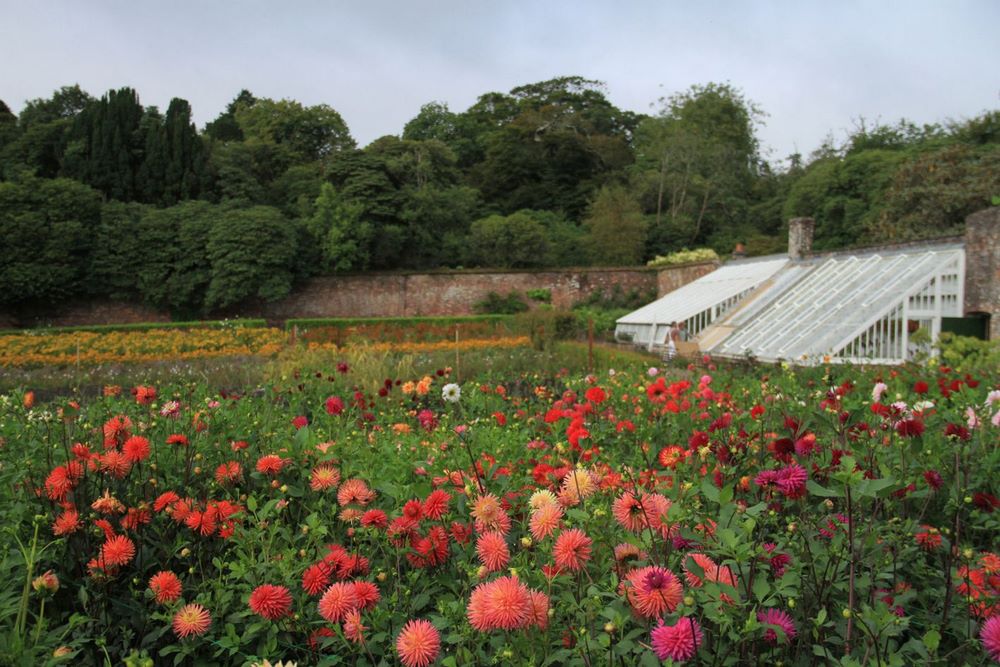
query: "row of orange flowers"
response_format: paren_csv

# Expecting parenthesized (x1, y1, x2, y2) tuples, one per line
(0, 327, 530, 366)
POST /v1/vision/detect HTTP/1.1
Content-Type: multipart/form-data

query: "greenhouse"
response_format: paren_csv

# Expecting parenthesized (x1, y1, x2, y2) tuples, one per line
(703, 242, 966, 364)
(614, 256, 789, 347)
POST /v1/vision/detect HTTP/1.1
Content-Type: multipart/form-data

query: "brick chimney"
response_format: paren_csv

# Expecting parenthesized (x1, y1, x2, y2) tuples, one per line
(788, 217, 815, 260)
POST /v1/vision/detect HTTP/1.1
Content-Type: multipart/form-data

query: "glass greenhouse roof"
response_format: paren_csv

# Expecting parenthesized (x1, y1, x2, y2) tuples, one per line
(707, 244, 965, 363)
(616, 256, 789, 329)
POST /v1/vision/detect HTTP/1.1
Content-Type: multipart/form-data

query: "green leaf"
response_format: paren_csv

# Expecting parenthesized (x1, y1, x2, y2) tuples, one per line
(807, 480, 841, 498)
(856, 476, 895, 498)
(752, 576, 770, 602)
(718, 484, 734, 506)
(701, 480, 720, 503)
(922, 628, 940, 652)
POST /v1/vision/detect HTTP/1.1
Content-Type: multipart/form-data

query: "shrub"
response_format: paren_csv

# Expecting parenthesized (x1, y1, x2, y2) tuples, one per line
(526, 288, 552, 303)
(513, 307, 576, 350)
(646, 247, 719, 267)
(473, 291, 528, 315)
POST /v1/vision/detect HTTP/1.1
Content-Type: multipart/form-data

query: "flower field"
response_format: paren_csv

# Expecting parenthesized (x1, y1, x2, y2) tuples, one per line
(1, 355, 999, 666)
(0, 325, 529, 368)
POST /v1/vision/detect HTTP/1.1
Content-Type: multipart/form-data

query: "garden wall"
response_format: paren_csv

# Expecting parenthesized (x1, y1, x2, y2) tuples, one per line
(1, 263, 718, 328)
(242, 263, 719, 320)
(963, 207, 1000, 340)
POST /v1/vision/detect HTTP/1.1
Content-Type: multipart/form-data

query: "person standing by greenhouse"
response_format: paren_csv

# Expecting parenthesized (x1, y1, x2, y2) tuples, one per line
(663, 322, 680, 362)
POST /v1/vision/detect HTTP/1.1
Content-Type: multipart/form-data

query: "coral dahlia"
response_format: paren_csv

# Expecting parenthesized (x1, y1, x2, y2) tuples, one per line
(396, 618, 440, 667)
(318, 582, 358, 622)
(172, 603, 211, 638)
(249, 584, 293, 620)
(149, 571, 182, 605)
(476, 531, 510, 572)
(553, 528, 592, 572)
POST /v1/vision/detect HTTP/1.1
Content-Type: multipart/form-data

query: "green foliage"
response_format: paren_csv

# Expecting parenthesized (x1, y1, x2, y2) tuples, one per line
(131, 201, 216, 314)
(2, 78, 999, 311)
(632, 82, 763, 255)
(0, 176, 102, 305)
(646, 247, 719, 267)
(513, 306, 577, 349)
(582, 184, 647, 265)
(309, 182, 372, 272)
(205, 206, 299, 309)
(573, 284, 655, 311)
(473, 290, 529, 314)
(234, 97, 356, 162)
(526, 288, 551, 302)
(466, 212, 551, 268)
(933, 332, 1000, 373)
(88, 200, 150, 299)
(869, 143, 1000, 240)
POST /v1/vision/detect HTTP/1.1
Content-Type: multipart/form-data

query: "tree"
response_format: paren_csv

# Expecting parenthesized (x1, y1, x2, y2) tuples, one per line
(88, 200, 149, 299)
(127, 201, 216, 313)
(17, 85, 93, 129)
(204, 89, 256, 142)
(465, 211, 550, 268)
(399, 184, 481, 269)
(469, 76, 639, 218)
(309, 183, 372, 272)
(870, 143, 1000, 240)
(582, 185, 646, 265)
(205, 206, 299, 310)
(62, 87, 146, 201)
(1, 86, 93, 179)
(402, 102, 459, 143)
(632, 83, 763, 254)
(0, 177, 102, 305)
(234, 98, 355, 163)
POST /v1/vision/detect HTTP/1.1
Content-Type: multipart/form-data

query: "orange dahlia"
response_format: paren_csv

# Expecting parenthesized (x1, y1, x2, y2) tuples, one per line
(53, 509, 81, 536)
(467, 576, 532, 631)
(122, 436, 150, 463)
(310, 464, 341, 492)
(396, 618, 440, 667)
(149, 571, 182, 605)
(318, 582, 358, 622)
(249, 584, 293, 620)
(172, 603, 211, 638)
(476, 531, 510, 572)
(623, 566, 683, 618)
(99, 535, 135, 567)
(343, 608, 367, 644)
(553, 528, 592, 572)
(529, 503, 563, 542)
(337, 478, 375, 507)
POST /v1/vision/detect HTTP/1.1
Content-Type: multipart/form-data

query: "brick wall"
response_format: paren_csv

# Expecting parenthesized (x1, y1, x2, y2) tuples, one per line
(248, 263, 719, 321)
(1, 263, 718, 328)
(2, 300, 170, 329)
(964, 207, 1000, 340)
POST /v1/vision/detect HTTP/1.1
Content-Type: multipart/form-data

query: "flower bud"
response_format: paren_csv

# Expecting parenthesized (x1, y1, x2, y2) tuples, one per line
(32, 570, 59, 594)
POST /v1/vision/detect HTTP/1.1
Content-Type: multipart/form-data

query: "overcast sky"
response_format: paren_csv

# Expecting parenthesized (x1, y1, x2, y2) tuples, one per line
(2, 1, 998, 165)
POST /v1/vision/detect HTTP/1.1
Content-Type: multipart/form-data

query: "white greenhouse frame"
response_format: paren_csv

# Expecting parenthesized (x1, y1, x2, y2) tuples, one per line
(706, 245, 965, 365)
(614, 256, 789, 348)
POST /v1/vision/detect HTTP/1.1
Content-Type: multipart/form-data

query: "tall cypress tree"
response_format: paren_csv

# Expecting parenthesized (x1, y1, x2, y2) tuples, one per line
(63, 87, 145, 200)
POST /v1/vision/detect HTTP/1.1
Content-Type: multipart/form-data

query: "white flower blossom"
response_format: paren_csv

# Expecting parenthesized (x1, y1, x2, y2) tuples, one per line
(442, 383, 461, 403)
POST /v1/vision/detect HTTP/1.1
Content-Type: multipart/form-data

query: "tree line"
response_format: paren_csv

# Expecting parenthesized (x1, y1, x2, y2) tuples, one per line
(1, 77, 997, 315)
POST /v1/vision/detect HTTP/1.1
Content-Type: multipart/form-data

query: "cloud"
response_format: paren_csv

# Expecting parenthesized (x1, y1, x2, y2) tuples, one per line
(1, 0, 997, 162)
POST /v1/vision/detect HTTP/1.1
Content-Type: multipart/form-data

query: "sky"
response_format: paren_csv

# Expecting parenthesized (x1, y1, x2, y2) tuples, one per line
(2, 1, 998, 166)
